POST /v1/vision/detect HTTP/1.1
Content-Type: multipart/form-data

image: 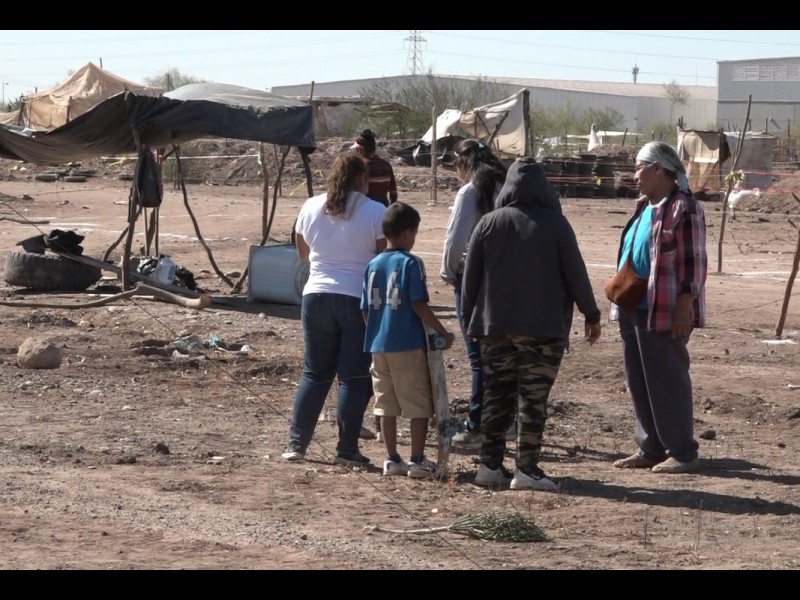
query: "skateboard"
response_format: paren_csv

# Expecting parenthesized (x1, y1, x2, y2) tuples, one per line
(425, 325, 461, 478)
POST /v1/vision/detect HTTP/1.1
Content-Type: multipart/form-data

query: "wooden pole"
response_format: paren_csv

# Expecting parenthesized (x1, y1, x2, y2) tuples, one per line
(260, 143, 270, 240)
(121, 127, 143, 291)
(173, 145, 233, 288)
(522, 89, 533, 157)
(775, 198, 800, 337)
(430, 106, 437, 204)
(302, 81, 316, 199)
(232, 145, 292, 294)
(717, 95, 752, 274)
(300, 149, 314, 198)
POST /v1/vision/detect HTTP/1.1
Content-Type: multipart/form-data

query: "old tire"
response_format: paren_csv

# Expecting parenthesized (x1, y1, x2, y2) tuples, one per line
(3, 251, 102, 291)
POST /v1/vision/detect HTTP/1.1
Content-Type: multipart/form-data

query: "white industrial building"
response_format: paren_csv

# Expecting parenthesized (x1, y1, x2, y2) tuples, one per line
(717, 56, 800, 135)
(270, 74, 717, 137)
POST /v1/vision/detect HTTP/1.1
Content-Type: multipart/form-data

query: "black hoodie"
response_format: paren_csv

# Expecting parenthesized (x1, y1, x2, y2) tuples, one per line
(461, 158, 601, 340)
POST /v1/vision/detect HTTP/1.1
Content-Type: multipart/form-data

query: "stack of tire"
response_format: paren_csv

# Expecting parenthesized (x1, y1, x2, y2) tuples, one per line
(34, 167, 97, 183)
(3, 251, 102, 291)
(592, 157, 616, 198)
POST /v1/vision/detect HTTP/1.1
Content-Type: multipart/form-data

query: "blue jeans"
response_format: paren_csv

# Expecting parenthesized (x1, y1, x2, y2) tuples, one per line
(287, 293, 372, 457)
(454, 273, 484, 432)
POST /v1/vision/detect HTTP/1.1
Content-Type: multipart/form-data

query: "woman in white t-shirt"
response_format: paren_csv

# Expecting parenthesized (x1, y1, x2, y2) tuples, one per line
(282, 151, 387, 466)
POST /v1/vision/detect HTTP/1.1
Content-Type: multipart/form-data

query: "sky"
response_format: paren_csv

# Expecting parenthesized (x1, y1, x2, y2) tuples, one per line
(3, 29, 800, 105)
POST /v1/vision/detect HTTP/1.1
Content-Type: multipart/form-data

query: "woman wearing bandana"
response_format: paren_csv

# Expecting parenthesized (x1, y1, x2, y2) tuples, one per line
(610, 141, 707, 474)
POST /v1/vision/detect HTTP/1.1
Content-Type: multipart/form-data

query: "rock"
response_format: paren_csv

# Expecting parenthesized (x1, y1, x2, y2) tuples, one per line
(17, 337, 63, 369)
(699, 429, 716, 440)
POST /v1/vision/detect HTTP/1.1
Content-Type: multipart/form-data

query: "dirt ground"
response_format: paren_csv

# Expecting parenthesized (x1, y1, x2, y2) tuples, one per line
(1, 146, 800, 571)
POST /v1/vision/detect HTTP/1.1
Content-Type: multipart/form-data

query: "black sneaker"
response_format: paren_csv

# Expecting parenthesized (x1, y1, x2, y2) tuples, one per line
(334, 451, 371, 467)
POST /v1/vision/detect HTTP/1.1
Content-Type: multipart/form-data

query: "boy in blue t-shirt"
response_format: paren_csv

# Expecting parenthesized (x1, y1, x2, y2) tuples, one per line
(361, 202, 455, 479)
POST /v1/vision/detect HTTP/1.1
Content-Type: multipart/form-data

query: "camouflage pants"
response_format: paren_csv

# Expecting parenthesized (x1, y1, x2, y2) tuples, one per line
(479, 335, 565, 471)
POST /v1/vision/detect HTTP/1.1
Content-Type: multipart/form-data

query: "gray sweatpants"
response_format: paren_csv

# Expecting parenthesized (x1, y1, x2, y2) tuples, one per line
(619, 309, 699, 463)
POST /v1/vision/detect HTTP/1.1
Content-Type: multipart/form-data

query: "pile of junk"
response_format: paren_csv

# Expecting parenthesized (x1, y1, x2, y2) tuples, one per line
(3, 228, 197, 293)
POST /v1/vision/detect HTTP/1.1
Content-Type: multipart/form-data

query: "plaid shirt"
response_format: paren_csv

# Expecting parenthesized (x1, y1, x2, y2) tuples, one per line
(609, 190, 707, 331)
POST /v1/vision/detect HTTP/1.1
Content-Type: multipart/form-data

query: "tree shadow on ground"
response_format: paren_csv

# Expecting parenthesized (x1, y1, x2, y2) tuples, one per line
(560, 476, 799, 516)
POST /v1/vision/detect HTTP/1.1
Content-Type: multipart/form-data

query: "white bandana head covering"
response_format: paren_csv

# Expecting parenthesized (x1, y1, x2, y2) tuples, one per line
(636, 141, 689, 193)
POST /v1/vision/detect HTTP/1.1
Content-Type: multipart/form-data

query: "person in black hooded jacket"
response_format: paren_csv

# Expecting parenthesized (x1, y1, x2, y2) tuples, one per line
(462, 157, 602, 491)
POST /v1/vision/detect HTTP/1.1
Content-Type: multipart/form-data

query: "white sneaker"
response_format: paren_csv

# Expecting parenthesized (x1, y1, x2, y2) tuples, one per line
(376, 431, 383, 443)
(383, 458, 408, 476)
(407, 458, 438, 479)
(474, 464, 513, 487)
(281, 448, 305, 461)
(510, 467, 560, 492)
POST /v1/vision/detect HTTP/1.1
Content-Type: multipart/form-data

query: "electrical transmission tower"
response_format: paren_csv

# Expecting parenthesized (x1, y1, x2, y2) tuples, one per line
(404, 30, 426, 75)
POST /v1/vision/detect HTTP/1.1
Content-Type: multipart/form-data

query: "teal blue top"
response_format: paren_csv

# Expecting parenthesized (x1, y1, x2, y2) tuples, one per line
(619, 204, 652, 309)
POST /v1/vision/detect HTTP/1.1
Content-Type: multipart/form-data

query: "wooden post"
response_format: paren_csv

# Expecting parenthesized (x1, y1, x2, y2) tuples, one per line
(522, 89, 533, 157)
(303, 80, 316, 198)
(717, 95, 752, 274)
(232, 145, 292, 294)
(260, 143, 270, 240)
(173, 145, 233, 288)
(776, 208, 800, 338)
(300, 149, 314, 198)
(121, 127, 143, 291)
(430, 106, 437, 204)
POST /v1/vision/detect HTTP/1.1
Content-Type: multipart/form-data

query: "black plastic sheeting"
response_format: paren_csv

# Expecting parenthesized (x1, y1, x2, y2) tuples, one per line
(0, 82, 316, 165)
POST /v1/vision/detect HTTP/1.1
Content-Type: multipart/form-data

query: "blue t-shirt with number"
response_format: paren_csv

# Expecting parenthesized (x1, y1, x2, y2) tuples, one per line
(361, 249, 428, 353)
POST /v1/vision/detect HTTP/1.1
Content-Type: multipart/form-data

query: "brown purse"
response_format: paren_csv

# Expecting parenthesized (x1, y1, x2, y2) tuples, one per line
(605, 256, 648, 314)
(605, 210, 648, 314)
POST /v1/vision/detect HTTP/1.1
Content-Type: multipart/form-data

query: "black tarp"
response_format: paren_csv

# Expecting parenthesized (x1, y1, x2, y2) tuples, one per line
(0, 82, 316, 165)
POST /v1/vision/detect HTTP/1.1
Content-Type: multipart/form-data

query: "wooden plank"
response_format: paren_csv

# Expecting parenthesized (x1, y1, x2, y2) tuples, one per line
(55, 252, 203, 298)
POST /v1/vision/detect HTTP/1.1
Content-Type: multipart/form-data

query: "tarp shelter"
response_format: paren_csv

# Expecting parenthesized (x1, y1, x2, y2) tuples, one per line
(677, 129, 731, 192)
(0, 62, 161, 131)
(678, 129, 775, 192)
(0, 81, 316, 293)
(415, 89, 531, 163)
(0, 82, 316, 163)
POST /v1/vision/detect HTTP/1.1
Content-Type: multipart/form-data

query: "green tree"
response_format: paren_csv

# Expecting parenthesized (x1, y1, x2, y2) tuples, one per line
(145, 69, 208, 92)
(551, 100, 580, 140)
(357, 69, 511, 141)
(575, 106, 626, 135)
(649, 121, 677, 144)
(664, 79, 690, 126)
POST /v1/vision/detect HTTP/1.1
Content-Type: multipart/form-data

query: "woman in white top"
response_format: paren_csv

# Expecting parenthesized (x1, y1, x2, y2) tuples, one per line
(440, 138, 507, 447)
(282, 151, 387, 466)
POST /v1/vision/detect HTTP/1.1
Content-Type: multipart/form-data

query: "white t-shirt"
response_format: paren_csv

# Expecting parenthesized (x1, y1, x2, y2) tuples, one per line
(295, 191, 386, 298)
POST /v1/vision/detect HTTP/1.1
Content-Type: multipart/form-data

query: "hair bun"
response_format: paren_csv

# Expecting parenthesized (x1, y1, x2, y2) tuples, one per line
(361, 129, 376, 138)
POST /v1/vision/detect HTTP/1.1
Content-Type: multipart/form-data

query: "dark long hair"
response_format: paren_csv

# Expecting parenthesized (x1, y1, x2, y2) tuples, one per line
(453, 138, 507, 215)
(355, 129, 377, 157)
(325, 151, 368, 217)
